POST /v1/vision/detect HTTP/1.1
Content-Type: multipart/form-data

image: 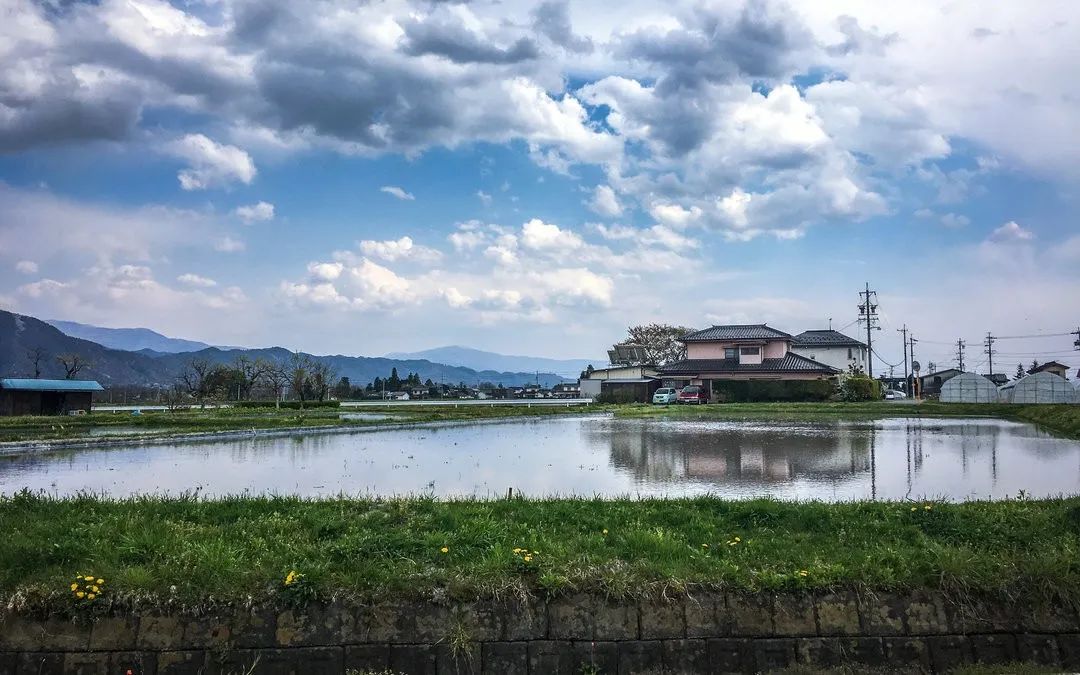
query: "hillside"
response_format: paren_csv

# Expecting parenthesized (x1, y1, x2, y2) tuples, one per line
(0, 310, 569, 388)
(47, 320, 217, 353)
(386, 345, 600, 377)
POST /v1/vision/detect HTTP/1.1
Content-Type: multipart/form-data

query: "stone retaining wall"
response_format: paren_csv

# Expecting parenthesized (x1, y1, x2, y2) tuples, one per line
(1, 591, 1078, 674)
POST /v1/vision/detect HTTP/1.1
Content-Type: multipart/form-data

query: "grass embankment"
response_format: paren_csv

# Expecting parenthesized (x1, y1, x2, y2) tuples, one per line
(3, 493, 1079, 611)
(0, 403, 600, 444)
(617, 401, 1080, 439)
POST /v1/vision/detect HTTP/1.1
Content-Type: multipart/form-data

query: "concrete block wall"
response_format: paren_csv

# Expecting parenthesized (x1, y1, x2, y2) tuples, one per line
(1, 591, 1077, 674)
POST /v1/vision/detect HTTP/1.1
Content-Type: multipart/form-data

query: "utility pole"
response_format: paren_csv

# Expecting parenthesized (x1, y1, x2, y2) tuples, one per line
(984, 332, 996, 378)
(909, 333, 920, 399)
(897, 324, 909, 393)
(955, 339, 966, 372)
(857, 282, 880, 377)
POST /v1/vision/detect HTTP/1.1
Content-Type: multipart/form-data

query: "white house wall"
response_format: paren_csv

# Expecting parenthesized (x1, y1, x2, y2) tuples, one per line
(790, 345, 867, 373)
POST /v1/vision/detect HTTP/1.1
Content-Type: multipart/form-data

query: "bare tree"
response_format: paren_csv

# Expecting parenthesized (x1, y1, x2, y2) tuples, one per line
(289, 353, 315, 405)
(56, 353, 90, 379)
(178, 358, 216, 408)
(263, 361, 290, 408)
(308, 361, 336, 402)
(232, 355, 270, 401)
(26, 346, 48, 378)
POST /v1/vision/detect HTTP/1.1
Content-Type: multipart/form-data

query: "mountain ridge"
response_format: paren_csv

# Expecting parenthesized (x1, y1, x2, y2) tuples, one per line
(386, 345, 601, 376)
(1, 310, 570, 388)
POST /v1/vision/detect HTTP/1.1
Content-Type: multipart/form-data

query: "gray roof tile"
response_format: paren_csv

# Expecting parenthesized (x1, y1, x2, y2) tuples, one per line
(792, 330, 867, 348)
(681, 324, 792, 342)
(658, 353, 839, 375)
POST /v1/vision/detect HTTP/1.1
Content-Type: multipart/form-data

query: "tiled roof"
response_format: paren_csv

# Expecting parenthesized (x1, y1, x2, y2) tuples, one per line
(792, 330, 866, 348)
(657, 353, 839, 375)
(0, 378, 104, 392)
(681, 324, 792, 342)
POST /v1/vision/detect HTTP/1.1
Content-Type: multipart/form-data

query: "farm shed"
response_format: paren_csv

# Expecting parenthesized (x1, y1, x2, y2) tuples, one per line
(0, 378, 104, 416)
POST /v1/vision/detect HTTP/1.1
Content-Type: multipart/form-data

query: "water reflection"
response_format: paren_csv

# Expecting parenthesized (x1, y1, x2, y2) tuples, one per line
(0, 416, 1078, 501)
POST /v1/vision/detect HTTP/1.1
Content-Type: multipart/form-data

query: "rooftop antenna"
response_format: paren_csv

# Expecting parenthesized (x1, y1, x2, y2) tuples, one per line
(828, 317, 833, 330)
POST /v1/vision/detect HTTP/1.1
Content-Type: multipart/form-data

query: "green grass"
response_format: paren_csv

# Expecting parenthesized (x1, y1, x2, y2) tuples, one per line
(3, 493, 1080, 611)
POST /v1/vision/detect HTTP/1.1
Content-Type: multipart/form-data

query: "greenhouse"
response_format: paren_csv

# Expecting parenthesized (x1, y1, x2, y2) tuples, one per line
(939, 372, 1000, 403)
(999, 372, 1077, 404)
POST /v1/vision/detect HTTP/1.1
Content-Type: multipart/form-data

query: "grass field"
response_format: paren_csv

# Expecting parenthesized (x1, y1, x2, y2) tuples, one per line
(3, 493, 1079, 610)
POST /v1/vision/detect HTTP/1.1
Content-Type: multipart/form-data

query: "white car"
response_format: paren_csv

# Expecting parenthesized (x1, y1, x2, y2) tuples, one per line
(884, 390, 907, 400)
(652, 387, 678, 405)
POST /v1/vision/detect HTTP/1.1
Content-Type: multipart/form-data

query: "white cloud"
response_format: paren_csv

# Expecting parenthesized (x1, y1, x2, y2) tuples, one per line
(283, 257, 418, 311)
(587, 184, 622, 217)
(234, 201, 275, 223)
(166, 134, 256, 190)
(358, 236, 443, 264)
(177, 273, 217, 288)
(214, 236, 245, 252)
(520, 218, 585, 253)
(14, 260, 38, 274)
(448, 222, 489, 251)
(476, 190, 493, 205)
(990, 221, 1034, 242)
(380, 186, 415, 201)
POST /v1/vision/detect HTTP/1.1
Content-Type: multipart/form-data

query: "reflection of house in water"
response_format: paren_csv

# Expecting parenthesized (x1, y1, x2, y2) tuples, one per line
(592, 421, 874, 488)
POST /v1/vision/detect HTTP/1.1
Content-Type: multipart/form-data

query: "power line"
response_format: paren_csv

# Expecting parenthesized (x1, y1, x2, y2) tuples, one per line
(955, 339, 966, 372)
(984, 332, 996, 376)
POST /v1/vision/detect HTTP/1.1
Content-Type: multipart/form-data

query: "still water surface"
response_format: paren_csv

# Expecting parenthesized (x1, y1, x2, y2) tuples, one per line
(1, 416, 1078, 500)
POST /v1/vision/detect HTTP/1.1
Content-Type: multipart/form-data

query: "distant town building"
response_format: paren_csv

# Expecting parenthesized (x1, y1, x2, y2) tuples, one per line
(0, 378, 104, 416)
(578, 365, 660, 402)
(918, 368, 963, 398)
(1028, 361, 1070, 379)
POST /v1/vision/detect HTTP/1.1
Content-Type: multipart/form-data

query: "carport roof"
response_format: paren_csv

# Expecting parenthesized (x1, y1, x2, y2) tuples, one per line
(0, 378, 105, 392)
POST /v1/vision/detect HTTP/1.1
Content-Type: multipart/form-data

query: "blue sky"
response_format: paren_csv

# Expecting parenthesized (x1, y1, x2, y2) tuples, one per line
(0, 0, 1078, 375)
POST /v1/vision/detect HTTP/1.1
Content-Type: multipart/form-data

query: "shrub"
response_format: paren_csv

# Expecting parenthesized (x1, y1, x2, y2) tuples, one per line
(711, 379, 835, 403)
(839, 376, 881, 402)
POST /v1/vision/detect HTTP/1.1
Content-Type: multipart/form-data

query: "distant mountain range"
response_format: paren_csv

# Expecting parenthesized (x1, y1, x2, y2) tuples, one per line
(1, 310, 570, 388)
(386, 345, 601, 377)
(46, 319, 220, 353)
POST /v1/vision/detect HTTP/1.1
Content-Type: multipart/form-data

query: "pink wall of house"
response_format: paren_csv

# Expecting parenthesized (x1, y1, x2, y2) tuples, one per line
(686, 340, 789, 360)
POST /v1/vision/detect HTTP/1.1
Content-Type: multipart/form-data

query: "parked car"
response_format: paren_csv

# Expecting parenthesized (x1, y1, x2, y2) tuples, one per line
(884, 389, 907, 400)
(677, 385, 709, 404)
(652, 387, 678, 405)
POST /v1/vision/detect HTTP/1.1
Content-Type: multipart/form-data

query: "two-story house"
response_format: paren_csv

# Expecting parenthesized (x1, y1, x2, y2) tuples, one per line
(657, 324, 838, 390)
(790, 329, 868, 374)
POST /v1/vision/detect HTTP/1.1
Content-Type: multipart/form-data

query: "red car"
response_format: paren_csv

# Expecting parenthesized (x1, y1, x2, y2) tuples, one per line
(677, 385, 709, 404)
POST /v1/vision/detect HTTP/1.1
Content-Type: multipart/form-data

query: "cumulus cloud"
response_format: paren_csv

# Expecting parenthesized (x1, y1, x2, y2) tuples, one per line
(587, 185, 622, 217)
(380, 186, 415, 201)
(234, 201, 275, 222)
(990, 221, 1034, 242)
(358, 236, 443, 264)
(166, 134, 256, 190)
(15, 260, 38, 274)
(476, 190, 493, 205)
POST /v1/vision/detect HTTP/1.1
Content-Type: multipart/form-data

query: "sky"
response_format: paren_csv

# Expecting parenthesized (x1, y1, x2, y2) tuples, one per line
(0, 0, 1078, 374)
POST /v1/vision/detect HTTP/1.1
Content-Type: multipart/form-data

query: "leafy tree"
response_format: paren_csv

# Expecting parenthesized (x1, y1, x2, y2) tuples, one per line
(1015, 363, 1025, 380)
(579, 364, 595, 380)
(387, 367, 402, 391)
(622, 324, 694, 365)
(1030, 360, 1040, 373)
(333, 376, 352, 400)
(263, 361, 290, 408)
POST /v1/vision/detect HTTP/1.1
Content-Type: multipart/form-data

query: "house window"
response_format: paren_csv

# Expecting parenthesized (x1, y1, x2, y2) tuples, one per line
(724, 347, 737, 359)
(848, 348, 853, 359)
(740, 347, 759, 356)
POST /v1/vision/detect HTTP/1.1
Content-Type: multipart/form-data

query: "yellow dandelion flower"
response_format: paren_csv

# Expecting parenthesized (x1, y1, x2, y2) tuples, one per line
(524, 556, 532, 562)
(440, 547, 449, 554)
(602, 529, 608, 535)
(701, 544, 709, 548)
(96, 578, 104, 584)
(76, 591, 86, 599)
(84, 576, 95, 581)
(911, 507, 917, 511)
(86, 593, 96, 600)
(924, 505, 932, 511)
(91, 586, 99, 593)
(70, 583, 78, 591)
(734, 537, 741, 542)
(513, 548, 522, 554)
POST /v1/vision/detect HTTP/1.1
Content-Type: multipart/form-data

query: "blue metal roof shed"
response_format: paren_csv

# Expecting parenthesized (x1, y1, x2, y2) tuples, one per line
(0, 378, 104, 415)
(0, 379, 105, 392)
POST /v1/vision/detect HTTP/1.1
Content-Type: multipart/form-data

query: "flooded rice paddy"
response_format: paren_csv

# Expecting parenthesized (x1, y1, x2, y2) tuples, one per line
(1, 416, 1078, 501)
